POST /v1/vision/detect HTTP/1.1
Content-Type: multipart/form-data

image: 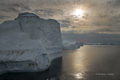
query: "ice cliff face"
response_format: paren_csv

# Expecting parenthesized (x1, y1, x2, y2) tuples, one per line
(0, 12, 63, 74)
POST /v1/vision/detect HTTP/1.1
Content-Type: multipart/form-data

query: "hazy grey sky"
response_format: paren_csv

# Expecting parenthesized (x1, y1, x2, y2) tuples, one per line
(0, 0, 120, 43)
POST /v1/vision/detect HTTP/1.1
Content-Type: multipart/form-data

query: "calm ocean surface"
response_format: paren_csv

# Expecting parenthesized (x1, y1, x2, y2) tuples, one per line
(0, 45, 120, 80)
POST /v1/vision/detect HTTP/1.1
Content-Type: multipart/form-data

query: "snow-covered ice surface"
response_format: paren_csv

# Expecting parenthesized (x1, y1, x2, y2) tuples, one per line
(0, 12, 63, 74)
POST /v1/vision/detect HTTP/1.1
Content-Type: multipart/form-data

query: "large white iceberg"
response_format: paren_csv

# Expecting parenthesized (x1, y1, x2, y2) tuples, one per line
(0, 12, 63, 74)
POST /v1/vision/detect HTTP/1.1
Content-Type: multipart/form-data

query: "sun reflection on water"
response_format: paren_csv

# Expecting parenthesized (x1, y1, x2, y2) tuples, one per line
(74, 73, 84, 79)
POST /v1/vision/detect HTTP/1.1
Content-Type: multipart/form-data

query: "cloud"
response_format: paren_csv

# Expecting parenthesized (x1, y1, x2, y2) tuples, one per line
(0, 9, 9, 12)
(0, 1, 31, 13)
(0, 15, 10, 19)
(113, 0, 120, 7)
(58, 19, 72, 27)
(0, 0, 120, 35)
(107, 0, 120, 8)
(33, 8, 64, 18)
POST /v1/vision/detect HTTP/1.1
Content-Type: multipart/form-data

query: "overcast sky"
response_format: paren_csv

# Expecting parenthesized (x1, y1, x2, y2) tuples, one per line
(0, 0, 120, 43)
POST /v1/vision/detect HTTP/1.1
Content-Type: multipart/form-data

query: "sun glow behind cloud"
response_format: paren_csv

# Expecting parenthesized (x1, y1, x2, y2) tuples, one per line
(73, 9, 85, 18)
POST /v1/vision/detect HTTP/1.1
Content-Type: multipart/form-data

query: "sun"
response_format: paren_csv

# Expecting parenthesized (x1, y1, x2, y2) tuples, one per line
(73, 9, 84, 18)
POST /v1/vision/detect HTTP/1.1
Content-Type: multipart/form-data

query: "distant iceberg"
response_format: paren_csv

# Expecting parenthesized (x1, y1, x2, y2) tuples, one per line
(63, 40, 83, 50)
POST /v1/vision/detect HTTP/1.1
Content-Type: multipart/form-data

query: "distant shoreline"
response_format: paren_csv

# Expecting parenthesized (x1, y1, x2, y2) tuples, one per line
(83, 43, 120, 45)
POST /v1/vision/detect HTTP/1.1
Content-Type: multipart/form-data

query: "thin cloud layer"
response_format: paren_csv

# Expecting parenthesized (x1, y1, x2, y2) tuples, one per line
(0, 0, 120, 36)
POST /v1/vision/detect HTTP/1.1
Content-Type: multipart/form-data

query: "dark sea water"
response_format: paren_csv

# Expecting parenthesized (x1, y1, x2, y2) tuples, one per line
(0, 45, 120, 80)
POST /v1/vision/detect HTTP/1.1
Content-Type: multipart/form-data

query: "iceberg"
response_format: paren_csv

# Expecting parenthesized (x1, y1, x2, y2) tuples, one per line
(0, 12, 63, 74)
(63, 40, 83, 50)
